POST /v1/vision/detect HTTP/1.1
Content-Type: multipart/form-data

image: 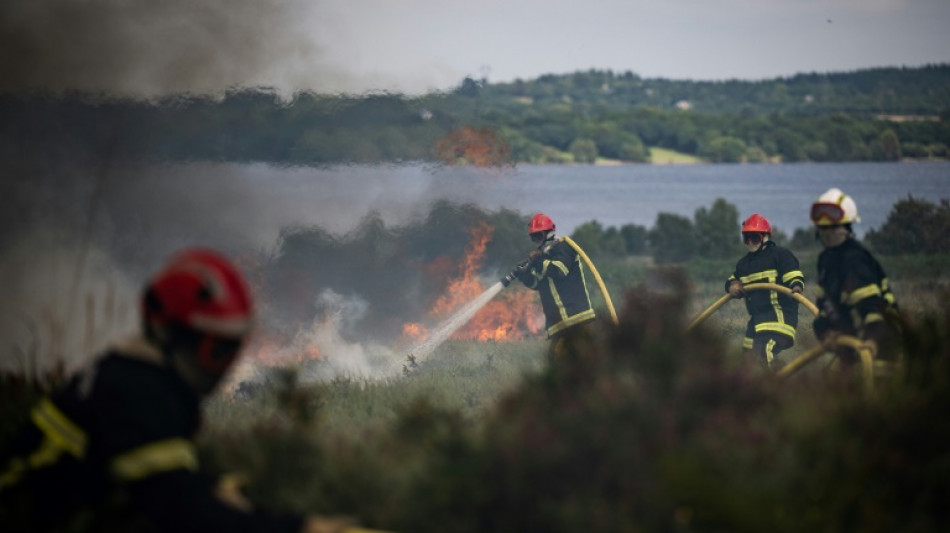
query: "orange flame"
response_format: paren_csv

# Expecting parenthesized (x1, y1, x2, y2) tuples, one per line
(435, 126, 512, 167)
(405, 221, 542, 342)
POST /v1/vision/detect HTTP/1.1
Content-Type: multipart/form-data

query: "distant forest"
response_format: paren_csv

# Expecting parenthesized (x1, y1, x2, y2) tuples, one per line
(3, 64, 949, 165)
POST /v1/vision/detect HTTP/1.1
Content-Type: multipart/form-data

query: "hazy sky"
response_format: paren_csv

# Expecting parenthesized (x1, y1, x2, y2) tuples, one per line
(2, 0, 948, 97)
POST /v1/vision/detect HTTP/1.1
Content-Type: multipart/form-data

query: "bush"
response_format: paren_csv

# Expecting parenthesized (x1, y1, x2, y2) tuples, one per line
(693, 198, 743, 260)
(866, 195, 950, 255)
(650, 213, 695, 264)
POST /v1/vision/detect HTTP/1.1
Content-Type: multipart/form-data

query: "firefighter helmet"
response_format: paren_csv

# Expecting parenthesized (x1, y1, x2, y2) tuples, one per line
(810, 188, 860, 226)
(528, 213, 555, 234)
(143, 248, 253, 379)
(741, 213, 772, 234)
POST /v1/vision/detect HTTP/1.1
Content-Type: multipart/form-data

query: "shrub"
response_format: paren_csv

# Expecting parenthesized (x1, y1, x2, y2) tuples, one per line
(866, 195, 950, 255)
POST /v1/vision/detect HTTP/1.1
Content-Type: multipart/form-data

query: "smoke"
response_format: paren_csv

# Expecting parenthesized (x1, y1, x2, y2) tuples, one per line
(0, 153, 529, 376)
(0, 231, 138, 374)
(0, 0, 361, 98)
(224, 289, 403, 390)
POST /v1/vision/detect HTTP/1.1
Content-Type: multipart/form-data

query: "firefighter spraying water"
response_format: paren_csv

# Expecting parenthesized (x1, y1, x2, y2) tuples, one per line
(407, 213, 617, 363)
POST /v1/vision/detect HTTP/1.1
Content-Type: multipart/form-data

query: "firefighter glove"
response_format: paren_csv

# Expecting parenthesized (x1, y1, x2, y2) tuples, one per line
(728, 281, 745, 299)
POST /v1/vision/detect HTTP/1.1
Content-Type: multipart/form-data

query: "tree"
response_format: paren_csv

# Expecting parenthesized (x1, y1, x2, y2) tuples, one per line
(700, 136, 747, 163)
(873, 129, 902, 161)
(693, 199, 742, 259)
(788, 228, 820, 252)
(650, 213, 695, 264)
(620, 224, 649, 255)
(569, 138, 598, 163)
(865, 196, 950, 255)
(570, 221, 625, 259)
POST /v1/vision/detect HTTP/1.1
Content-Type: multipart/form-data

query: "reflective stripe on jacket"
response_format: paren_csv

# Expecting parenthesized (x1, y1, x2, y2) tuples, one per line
(813, 237, 898, 341)
(725, 241, 804, 341)
(0, 343, 303, 532)
(516, 239, 596, 337)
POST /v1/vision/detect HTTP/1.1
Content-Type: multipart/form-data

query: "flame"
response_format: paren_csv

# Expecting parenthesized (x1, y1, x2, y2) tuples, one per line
(435, 126, 512, 167)
(402, 322, 428, 341)
(405, 221, 542, 343)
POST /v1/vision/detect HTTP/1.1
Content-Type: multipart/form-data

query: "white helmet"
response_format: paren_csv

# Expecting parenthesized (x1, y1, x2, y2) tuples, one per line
(810, 188, 860, 226)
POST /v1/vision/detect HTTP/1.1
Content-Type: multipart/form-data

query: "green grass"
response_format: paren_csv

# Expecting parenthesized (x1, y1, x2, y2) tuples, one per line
(649, 146, 705, 164)
(4, 261, 950, 532)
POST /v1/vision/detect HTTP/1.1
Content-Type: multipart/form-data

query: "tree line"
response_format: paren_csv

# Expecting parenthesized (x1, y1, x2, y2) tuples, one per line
(3, 65, 949, 164)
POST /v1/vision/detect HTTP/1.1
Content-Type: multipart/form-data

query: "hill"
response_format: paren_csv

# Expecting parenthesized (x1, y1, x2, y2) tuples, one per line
(3, 64, 949, 164)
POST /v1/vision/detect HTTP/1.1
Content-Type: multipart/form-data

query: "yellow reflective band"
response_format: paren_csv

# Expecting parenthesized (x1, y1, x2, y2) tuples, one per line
(742, 337, 754, 350)
(881, 278, 890, 291)
(30, 398, 87, 459)
(739, 269, 778, 284)
(548, 278, 568, 321)
(782, 270, 804, 283)
(846, 283, 882, 305)
(864, 312, 884, 324)
(111, 438, 198, 481)
(765, 339, 776, 367)
(754, 322, 796, 339)
(885, 293, 896, 305)
(549, 259, 569, 276)
(0, 458, 28, 489)
(546, 309, 596, 337)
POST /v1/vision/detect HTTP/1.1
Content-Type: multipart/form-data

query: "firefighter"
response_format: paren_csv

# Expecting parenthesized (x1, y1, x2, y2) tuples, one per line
(0, 248, 352, 533)
(502, 213, 596, 362)
(810, 188, 900, 365)
(726, 213, 805, 369)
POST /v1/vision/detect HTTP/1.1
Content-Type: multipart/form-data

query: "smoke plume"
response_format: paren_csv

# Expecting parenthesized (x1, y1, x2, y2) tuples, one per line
(0, 0, 354, 98)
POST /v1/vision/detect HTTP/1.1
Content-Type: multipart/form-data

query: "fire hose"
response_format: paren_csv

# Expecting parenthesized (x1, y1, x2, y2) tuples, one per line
(562, 236, 620, 326)
(686, 282, 818, 331)
(775, 335, 879, 393)
(688, 283, 883, 392)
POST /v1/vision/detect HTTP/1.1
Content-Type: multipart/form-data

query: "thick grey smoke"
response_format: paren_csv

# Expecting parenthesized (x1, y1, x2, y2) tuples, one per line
(0, 157, 500, 374)
(0, 0, 356, 98)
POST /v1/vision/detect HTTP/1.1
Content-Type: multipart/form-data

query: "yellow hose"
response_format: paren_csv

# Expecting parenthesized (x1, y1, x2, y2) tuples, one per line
(686, 282, 818, 332)
(561, 236, 619, 325)
(689, 282, 879, 393)
(776, 335, 877, 394)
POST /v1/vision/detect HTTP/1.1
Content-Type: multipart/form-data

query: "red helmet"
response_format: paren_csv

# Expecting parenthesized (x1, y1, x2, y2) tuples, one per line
(741, 213, 771, 234)
(144, 248, 253, 377)
(528, 213, 555, 234)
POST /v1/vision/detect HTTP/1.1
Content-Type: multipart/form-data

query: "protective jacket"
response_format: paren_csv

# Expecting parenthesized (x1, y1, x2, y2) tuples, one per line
(725, 241, 805, 344)
(516, 238, 596, 338)
(813, 237, 898, 349)
(0, 336, 302, 533)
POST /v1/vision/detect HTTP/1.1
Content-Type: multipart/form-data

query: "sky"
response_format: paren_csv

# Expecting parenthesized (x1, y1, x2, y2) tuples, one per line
(2, 0, 949, 97)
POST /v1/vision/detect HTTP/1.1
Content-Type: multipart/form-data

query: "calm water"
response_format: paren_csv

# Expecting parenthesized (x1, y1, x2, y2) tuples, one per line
(13, 160, 947, 257)
(225, 161, 950, 242)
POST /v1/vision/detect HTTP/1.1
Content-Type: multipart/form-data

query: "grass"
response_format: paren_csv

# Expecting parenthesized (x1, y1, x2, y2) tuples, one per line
(4, 257, 950, 532)
(649, 146, 705, 164)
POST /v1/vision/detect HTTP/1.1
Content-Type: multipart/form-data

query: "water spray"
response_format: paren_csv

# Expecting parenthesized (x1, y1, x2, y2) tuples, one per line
(407, 281, 506, 361)
(407, 236, 618, 361)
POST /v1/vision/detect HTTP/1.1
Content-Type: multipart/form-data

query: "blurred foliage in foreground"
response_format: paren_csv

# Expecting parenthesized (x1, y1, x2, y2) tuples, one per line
(207, 272, 950, 532)
(3, 271, 949, 531)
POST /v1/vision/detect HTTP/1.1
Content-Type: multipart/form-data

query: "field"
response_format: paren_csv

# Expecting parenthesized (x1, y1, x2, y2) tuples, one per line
(3, 255, 949, 532)
(648, 146, 705, 164)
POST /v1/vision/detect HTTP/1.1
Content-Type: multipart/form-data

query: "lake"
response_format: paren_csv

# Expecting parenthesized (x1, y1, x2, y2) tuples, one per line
(7, 160, 950, 261)
(220, 161, 950, 245)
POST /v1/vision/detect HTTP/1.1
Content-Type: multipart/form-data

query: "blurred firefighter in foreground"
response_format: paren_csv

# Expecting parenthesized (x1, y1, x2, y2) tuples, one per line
(726, 213, 805, 369)
(0, 248, 353, 533)
(502, 213, 596, 362)
(810, 188, 901, 366)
